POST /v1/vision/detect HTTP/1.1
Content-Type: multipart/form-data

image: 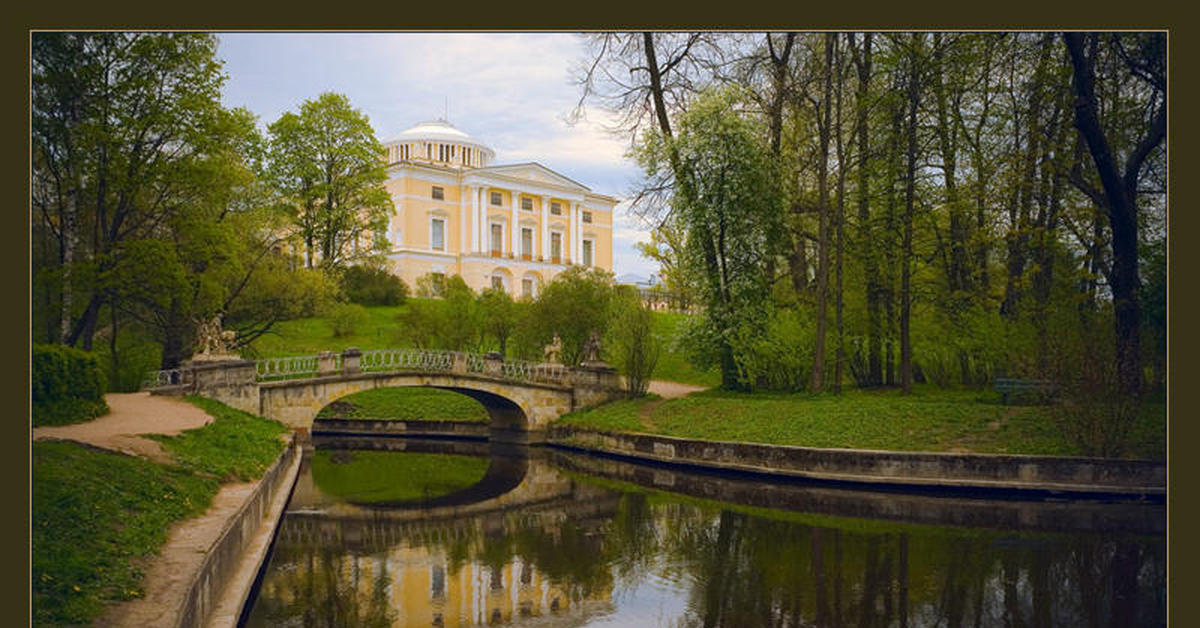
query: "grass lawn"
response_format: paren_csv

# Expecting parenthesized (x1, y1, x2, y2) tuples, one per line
(559, 385, 1167, 460)
(248, 304, 411, 357)
(317, 387, 490, 422)
(649, 312, 721, 387)
(311, 450, 489, 503)
(32, 398, 289, 625)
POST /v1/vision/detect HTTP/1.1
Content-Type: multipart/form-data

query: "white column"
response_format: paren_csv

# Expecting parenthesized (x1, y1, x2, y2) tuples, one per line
(510, 190, 519, 255)
(472, 188, 482, 254)
(459, 185, 468, 255)
(572, 203, 581, 264)
(469, 185, 479, 254)
(540, 196, 550, 260)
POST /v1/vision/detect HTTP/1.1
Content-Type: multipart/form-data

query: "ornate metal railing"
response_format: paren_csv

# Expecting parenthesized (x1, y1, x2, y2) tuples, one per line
(359, 349, 455, 373)
(255, 354, 333, 382)
(144, 348, 576, 390)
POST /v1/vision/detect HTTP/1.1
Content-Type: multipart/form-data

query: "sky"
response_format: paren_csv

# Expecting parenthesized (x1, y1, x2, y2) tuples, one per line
(216, 33, 658, 279)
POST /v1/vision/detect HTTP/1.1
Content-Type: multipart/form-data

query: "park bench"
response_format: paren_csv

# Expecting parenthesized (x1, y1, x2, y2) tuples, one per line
(993, 378, 1057, 405)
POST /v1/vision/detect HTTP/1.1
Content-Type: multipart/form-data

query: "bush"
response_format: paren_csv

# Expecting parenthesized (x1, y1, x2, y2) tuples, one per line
(729, 307, 813, 392)
(327, 303, 369, 338)
(32, 343, 106, 404)
(341, 265, 408, 306)
(32, 343, 109, 426)
(609, 291, 661, 397)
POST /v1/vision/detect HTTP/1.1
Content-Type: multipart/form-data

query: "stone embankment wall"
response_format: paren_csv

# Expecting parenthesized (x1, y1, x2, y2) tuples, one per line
(312, 418, 491, 439)
(548, 427, 1165, 498)
(174, 438, 300, 628)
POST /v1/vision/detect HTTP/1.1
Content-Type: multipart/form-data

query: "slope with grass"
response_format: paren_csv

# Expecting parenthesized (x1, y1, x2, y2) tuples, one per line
(558, 386, 1166, 460)
(32, 398, 289, 626)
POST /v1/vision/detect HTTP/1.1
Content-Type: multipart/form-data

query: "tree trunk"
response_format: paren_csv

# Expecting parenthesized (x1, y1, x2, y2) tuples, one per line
(810, 33, 835, 393)
(900, 35, 921, 394)
(833, 35, 847, 394)
(853, 34, 883, 387)
(1064, 32, 1163, 401)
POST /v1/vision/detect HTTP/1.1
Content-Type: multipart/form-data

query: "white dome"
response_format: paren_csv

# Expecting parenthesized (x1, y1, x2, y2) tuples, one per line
(388, 119, 476, 144)
(383, 118, 494, 167)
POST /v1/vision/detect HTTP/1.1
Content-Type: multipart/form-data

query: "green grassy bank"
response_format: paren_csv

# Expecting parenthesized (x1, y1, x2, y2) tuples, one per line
(558, 386, 1166, 460)
(32, 398, 288, 626)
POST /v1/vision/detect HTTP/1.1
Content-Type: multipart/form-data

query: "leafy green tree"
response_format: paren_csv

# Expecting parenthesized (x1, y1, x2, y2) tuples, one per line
(32, 32, 229, 351)
(477, 287, 519, 357)
(637, 86, 784, 389)
(267, 92, 392, 270)
(394, 276, 481, 352)
(341, 264, 409, 306)
(526, 266, 617, 366)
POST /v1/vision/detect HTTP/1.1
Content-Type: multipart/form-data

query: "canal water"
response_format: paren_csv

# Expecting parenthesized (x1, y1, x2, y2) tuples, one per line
(242, 436, 1165, 627)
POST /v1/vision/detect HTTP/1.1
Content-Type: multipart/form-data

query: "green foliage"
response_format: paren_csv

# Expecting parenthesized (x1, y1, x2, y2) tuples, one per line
(608, 287, 661, 396)
(636, 85, 784, 389)
(413, 272, 445, 298)
(477, 287, 520, 356)
(394, 276, 482, 351)
(150, 396, 288, 481)
(33, 343, 109, 426)
(729, 306, 814, 392)
(311, 450, 489, 504)
(341, 264, 409, 306)
(32, 441, 218, 625)
(316, 388, 489, 422)
(523, 266, 617, 365)
(266, 92, 392, 270)
(32, 343, 106, 404)
(327, 302, 369, 338)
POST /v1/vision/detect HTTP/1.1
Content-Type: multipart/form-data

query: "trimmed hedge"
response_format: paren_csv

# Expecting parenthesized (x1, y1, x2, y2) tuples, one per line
(33, 343, 108, 426)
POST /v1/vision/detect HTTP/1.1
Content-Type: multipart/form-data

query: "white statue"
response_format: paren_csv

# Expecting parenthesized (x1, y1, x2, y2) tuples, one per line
(543, 333, 563, 365)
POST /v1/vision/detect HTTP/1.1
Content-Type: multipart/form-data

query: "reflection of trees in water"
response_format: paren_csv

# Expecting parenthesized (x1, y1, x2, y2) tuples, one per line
(650, 505, 1166, 628)
(248, 543, 396, 627)
(249, 472, 1164, 628)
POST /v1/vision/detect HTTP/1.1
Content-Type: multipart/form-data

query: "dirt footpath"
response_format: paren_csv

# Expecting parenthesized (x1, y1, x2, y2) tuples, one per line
(647, 380, 706, 399)
(32, 392, 213, 463)
(33, 392, 267, 627)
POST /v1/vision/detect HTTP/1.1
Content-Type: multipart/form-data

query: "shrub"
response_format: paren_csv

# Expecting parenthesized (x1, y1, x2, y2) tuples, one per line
(730, 307, 813, 392)
(32, 343, 109, 426)
(32, 343, 106, 404)
(327, 303, 369, 338)
(341, 265, 408, 306)
(609, 289, 661, 397)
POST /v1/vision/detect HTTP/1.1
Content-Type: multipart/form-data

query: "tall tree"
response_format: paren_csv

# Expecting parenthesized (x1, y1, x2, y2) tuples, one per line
(32, 32, 229, 351)
(1063, 32, 1166, 400)
(638, 86, 784, 389)
(267, 92, 392, 270)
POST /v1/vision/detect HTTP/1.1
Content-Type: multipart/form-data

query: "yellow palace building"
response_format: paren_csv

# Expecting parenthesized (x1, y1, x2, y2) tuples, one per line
(380, 118, 616, 298)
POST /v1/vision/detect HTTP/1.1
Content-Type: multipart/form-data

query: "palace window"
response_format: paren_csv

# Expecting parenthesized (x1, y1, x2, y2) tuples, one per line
(490, 191, 503, 206)
(522, 278, 534, 299)
(491, 275, 504, 291)
(431, 186, 444, 200)
(582, 211, 593, 223)
(521, 228, 533, 259)
(550, 202, 562, 215)
(550, 232, 562, 262)
(521, 197, 533, 211)
(431, 218, 445, 251)
(583, 239, 593, 267)
(491, 224, 504, 255)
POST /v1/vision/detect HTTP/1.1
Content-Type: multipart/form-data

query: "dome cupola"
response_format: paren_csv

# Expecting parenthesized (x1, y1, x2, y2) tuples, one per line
(383, 118, 494, 169)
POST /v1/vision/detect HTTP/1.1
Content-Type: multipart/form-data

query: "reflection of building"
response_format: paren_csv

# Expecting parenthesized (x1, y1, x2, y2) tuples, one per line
(379, 119, 616, 298)
(255, 541, 611, 628)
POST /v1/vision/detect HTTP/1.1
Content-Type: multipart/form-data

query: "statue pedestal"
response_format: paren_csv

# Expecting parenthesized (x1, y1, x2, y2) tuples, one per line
(181, 357, 260, 415)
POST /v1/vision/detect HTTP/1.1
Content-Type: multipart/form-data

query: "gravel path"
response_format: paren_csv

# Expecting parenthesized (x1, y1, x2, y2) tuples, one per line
(32, 392, 213, 464)
(647, 380, 707, 399)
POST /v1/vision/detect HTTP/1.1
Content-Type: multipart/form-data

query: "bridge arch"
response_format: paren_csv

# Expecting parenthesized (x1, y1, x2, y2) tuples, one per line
(257, 371, 577, 438)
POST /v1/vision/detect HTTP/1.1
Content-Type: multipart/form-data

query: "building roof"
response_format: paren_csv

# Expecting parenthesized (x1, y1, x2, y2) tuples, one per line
(387, 118, 484, 146)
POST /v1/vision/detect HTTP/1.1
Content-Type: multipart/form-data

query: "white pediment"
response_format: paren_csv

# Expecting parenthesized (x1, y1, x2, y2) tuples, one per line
(478, 162, 591, 192)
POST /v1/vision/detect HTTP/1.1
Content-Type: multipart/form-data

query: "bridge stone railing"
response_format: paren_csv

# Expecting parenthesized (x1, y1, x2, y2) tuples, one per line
(146, 347, 578, 391)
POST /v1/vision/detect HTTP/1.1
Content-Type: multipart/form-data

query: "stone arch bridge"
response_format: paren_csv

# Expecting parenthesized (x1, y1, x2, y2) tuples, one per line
(144, 348, 622, 441)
